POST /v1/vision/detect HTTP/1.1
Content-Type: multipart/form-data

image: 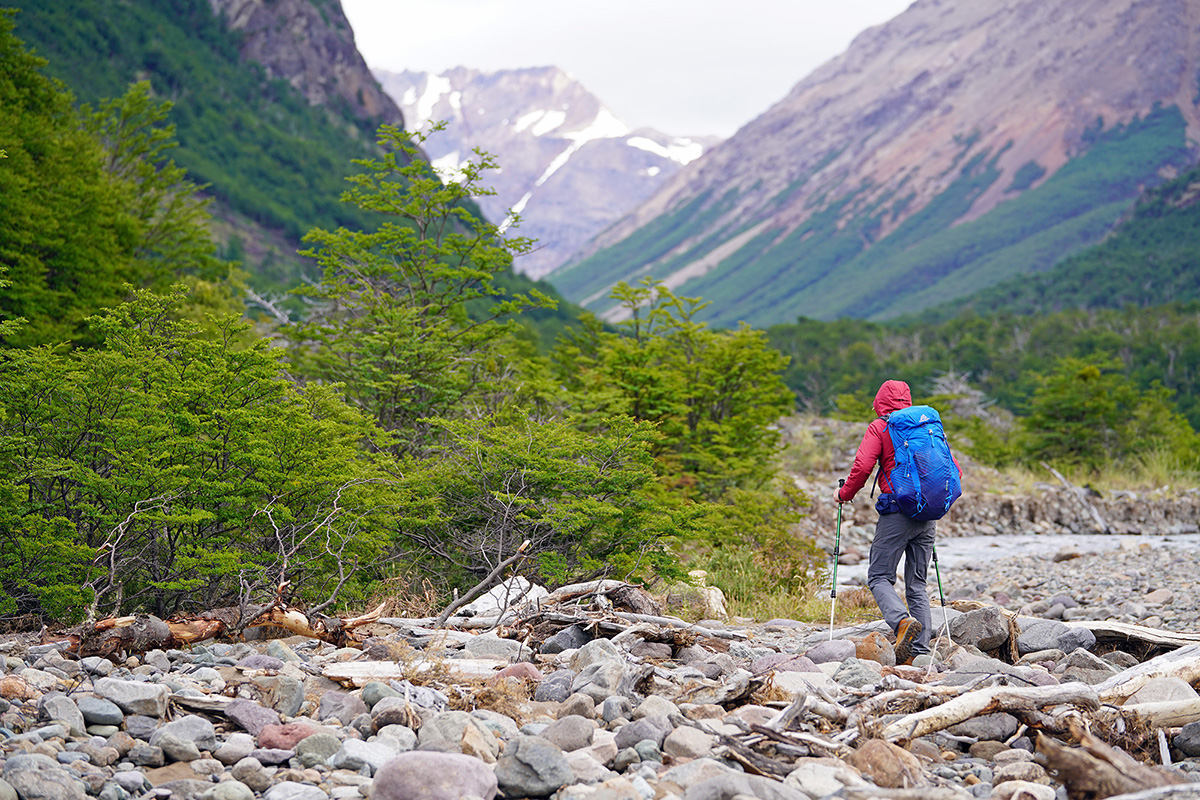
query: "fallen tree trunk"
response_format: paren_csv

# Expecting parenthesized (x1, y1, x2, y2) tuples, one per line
(1064, 620, 1200, 650)
(43, 601, 386, 657)
(880, 682, 1099, 742)
(1094, 643, 1200, 704)
(1096, 698, 1200, 729)
(1036, 726, 1187, 799)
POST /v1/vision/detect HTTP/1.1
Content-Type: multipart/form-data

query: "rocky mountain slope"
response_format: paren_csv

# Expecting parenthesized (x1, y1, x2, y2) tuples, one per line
(553, 0, 1200, 326)
(12, 0, 401, 285)
(375, 67, 715, 278)
(208, 0, 403, 127)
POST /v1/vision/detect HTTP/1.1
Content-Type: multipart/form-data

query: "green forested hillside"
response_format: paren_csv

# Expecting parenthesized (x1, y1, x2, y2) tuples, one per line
(769, 302, 1200, 430)
(11, 0, 382, 284)
(556, 106, 1194, 327)
(918, 162, 1200, 320)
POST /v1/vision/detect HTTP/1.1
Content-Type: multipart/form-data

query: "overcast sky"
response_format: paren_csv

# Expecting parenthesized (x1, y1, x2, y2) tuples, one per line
(341, 0, 914, 139)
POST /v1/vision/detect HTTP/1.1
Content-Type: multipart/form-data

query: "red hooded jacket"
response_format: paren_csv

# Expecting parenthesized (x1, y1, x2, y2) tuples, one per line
(837, 380, 961, 503)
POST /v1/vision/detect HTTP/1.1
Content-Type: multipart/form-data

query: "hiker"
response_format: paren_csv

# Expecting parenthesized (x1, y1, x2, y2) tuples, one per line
(837, 379, 961, 664)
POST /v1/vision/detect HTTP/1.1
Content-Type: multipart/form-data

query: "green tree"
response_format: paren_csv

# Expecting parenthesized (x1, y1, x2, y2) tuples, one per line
(557, 280, 795, 500)
(0, 287, 396, 622)
(0, 15, 236, 345)
(1024, 357, 1197, 470)
(393, 413, 689, 588)
(286, 124, 556, 455)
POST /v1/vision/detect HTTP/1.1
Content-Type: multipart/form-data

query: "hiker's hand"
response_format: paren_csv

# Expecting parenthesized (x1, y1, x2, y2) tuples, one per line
(836, 479, 848, 504)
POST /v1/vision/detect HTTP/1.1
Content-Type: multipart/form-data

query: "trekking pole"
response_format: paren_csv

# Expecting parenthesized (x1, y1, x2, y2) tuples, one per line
(828, 479, 845, 641)
(932, 545, 952, 648)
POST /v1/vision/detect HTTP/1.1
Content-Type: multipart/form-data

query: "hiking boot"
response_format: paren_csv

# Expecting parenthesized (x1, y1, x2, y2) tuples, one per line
(895, 616, 923, 666)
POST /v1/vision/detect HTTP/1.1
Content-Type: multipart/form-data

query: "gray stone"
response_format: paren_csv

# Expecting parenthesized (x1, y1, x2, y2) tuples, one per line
(372, 751, 498, 800)
(1175, 720, 1200, 757)
(633, 739, 662, 762)
(1102, 650, 1139, 669)
(804, 639, 856, 664)
(328, 739, 397, 775)
(236, 655, 284, 671)
(949, 712, 1019, 741)
(80, 658, 113, 677)
(494, 736, 573, 798)
(201, 781, 255, 800)
(155, 734, 203, 762)
(614, 715, 672, 750)
(266, 640, 302, 663)
(533, 669, 575, 703)
(1016, 621, 1096, 656)
(750, 653, 820, 675)
(540, 715, 594, 752)
(361, 681, 400, 709)
(558, 692, 596, 720)
(1016, 649, 1066, 667)
(541, 625, 591, 655)
(950, 606, 1011, 651)
(214, 733, 255, 766)
(2, 754, 87, 800)
(664, 726, 715, 760)
(377, 724, 418, 753)
(833, 657, 879, 689)
(630, 641, 672, 659)
(463, 632, 524, 660)
(124, 715, 159, 740)
(370, 696, 417, 729)
(683, 774, 812, 800)
(76, 696, 124, 727)
(93, 678, 171, 717)
(570, 639, 623, 672)
(602, 696, 634, 723)
(230, 758, 271, 793)
(318, 691, 368, 726)
(150, 715, 218, 753)
(251, 675, 304, 717)
(570, 660, 626, 703)
(112, 772, 149, 795)
(262, 782, 328, 800)
(249, 748, 294, 765)
(39, 695, 86, 738)
(1062, 648, 1119, 674)
(296, 732, 342, 767)
(416, 710, 500, 760)
(1128, 677, 1200, 705)
(633, 695, 677, 720)
(128, 743, 165, 767)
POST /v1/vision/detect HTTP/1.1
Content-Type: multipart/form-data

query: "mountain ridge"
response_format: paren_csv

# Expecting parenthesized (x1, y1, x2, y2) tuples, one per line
(552, 0, 1200, 326)
(375, 66, 717, 278)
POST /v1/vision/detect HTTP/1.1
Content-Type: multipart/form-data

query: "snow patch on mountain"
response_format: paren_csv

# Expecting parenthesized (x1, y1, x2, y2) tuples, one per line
(627, 136, 704, 165)
(374, 66, 721, 277)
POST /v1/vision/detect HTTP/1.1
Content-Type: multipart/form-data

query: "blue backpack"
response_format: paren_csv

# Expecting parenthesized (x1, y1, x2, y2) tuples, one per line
(875, 405, 962, 521)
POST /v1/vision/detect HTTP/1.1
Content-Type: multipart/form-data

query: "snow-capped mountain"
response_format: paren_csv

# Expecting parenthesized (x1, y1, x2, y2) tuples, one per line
(375, 66, 717, 278)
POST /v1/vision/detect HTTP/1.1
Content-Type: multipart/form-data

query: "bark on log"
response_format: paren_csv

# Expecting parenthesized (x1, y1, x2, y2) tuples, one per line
(612, 612, 748, 640)
(1096, 698, 1200, 729)
(880, 682, 1099, 742)
(43, 601, 386, 657)
(1065, 620, 1200, 650)
(1036, 727, 1187, 800)
(1093, 643, 1200, 704)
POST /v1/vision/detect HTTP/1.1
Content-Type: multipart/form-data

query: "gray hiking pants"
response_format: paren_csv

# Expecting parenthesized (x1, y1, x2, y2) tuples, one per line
(867, 512, 936, 654)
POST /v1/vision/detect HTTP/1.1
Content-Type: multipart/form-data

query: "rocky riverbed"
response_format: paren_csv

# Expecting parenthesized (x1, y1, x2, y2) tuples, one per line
(5, 557, 1200, 800)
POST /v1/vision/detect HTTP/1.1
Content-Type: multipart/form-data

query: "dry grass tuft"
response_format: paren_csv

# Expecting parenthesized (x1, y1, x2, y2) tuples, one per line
(445, 677, 534, 723)
(366, 573, 444, 619)
(750, 677, 794, 705)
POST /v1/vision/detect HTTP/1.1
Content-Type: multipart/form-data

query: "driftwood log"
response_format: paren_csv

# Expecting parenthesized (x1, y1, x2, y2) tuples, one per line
(880, 682, 1099, 742)
(1036, 724, 1188, 800)
(43, 601, 385, 657)
(1093, 642, 1200, 703)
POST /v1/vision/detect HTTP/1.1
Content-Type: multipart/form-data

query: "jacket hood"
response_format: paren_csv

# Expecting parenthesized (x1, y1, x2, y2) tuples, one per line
(874, 380, 912, 417)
